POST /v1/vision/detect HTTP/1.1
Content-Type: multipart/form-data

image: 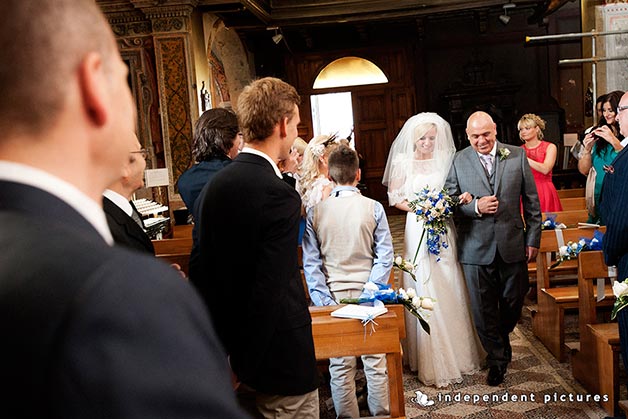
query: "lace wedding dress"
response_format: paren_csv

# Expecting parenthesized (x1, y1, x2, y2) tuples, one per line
(402, 169, 485, 388)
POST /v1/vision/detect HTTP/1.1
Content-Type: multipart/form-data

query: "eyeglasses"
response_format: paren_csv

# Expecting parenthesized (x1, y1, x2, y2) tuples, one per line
(617, 105, 628, 114)
(130, 149, 148, 159)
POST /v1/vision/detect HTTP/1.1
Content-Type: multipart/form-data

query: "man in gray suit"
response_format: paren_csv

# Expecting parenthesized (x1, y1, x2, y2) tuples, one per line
(445, 111, 541, 386)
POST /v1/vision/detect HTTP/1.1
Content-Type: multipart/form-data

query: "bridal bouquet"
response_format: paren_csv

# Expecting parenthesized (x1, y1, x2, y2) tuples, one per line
(409, 186, 457, 263)
(340, 283, 434, 334)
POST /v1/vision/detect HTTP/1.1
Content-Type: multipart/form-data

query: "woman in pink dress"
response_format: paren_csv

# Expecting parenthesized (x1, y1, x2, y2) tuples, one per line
(518, 113, 562, 212)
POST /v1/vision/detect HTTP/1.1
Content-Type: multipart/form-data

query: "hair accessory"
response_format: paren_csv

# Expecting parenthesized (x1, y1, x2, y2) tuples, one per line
(311, 143, 325, 157)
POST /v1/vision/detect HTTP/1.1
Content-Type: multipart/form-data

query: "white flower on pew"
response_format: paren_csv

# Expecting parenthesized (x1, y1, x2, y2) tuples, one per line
(611, 278, 628, 320)
(393, 255, 416, 281)
(420, 296, 435, 310)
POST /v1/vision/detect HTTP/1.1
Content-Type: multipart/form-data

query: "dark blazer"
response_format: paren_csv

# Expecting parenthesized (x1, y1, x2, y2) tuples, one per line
(103, 196, 155, 255)
(600, 147, 628, 280)
(177, 157, 231, 221)
(191, 152, 319, 396)
(0, 181, 248, 419)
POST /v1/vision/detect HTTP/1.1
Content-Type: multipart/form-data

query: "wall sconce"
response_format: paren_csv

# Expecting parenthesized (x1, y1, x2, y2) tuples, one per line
(499, 3, 516, 25)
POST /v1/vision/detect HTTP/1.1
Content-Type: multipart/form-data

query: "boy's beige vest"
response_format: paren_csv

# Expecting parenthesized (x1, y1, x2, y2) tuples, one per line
(311, 193, 376, 296)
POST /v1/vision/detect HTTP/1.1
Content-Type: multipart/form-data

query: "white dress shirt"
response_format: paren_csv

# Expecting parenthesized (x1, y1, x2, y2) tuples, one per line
(103, 189, 133, 216)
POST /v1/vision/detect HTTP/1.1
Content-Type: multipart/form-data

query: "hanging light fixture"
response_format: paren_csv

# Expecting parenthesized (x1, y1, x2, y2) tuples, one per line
(267, 26, 283, 44)
(499, 3, 516, 25)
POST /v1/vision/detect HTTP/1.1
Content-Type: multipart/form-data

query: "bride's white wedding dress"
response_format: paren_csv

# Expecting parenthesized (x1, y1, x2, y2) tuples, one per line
(402, 169, 485, 388)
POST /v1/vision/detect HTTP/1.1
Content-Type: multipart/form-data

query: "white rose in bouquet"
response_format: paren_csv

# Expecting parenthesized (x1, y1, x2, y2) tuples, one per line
(412, 296, 421, 308)
(420, 297, 435, 310)
(395, 256, 403, 266)
(406, 287, 417, 299)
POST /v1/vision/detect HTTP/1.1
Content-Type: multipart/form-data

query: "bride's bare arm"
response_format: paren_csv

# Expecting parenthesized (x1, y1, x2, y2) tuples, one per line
(394, 200, 412, 213)
(458, 192, 472, 205)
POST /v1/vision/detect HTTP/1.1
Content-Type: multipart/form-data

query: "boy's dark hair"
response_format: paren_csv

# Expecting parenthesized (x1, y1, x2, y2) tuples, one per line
(328, 145, 359, 185)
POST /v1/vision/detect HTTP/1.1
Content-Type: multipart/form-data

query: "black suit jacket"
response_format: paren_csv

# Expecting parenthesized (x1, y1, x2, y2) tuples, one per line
(600, 147, 628, 280)
(191, 152, 318, 396)
(0, 181, 247, 418)
(103, 196, 155, 255)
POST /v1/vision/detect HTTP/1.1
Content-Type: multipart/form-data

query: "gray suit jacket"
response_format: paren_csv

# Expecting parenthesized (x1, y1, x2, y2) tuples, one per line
(445, 142, 541, 265)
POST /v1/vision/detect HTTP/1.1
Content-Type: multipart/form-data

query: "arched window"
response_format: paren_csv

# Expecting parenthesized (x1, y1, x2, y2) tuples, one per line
(313, 56, 388, 89)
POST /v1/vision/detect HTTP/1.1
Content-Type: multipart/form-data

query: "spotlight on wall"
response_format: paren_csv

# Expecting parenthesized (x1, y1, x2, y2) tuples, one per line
(499, 2, 516, 25)
(267, 26, 284, 45)
(272, 32, 284, 44)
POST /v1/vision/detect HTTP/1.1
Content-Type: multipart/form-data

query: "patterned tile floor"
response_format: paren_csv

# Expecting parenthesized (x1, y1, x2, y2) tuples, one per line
(318, 214, 618, 419)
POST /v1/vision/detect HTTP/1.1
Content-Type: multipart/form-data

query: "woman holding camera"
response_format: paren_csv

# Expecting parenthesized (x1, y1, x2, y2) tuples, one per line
(579, 90, 625, 224)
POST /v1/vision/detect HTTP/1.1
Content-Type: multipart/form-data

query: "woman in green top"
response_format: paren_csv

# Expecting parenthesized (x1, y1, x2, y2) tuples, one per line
(579, 90, 625, 224)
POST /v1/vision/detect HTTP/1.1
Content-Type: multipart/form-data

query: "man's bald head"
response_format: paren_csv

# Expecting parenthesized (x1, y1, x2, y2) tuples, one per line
(0, 0, 116, 137)
(466, 111, 497, 155)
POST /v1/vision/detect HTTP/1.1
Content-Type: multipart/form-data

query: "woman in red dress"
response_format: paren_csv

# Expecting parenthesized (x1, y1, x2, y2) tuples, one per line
(518, 113, 563, 212)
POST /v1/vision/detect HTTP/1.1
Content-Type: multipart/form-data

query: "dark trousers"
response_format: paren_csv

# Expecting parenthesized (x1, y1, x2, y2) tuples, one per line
(618, 307, 628, 392)
(462, 249, 528, 368)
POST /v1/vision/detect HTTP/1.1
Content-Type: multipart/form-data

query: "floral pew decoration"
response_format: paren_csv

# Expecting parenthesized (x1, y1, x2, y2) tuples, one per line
(340, 282, 434, 335)
(393, 256, 416, 281)
(549, 229, 604, 269)
(541, 213, 567, 230)
(612, 278, 628, 320)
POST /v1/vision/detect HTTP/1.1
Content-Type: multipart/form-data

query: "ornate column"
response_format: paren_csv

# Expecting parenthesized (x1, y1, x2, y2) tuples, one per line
(133, 0, 198, 202)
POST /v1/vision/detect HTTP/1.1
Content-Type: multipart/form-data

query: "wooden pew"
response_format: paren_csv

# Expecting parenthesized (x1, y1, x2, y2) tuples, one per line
(531, 226, 610, 361)
(571, 251, 620, 416)
(152, 237, 193, 276)
(310, 305, 406, 419)
(556, 188, 584, 199)
(559, 196, 586, 211)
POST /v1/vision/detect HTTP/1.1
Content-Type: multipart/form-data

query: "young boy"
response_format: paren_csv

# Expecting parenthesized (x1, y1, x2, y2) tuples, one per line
(302, 145, 394, 418)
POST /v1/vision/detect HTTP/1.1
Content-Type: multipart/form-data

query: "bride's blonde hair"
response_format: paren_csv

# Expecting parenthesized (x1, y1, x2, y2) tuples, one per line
(297, 134, 341, 199)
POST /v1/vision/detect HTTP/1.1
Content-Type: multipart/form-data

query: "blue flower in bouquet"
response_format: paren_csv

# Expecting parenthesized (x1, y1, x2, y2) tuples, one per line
(408, 186, 457, 263)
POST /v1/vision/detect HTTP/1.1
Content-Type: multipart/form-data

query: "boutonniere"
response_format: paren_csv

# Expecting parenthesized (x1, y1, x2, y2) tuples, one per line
(498, 148, 510, 161)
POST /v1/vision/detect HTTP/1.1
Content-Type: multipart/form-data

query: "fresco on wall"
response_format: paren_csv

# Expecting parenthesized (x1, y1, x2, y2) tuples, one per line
(209, 49, 230, 106)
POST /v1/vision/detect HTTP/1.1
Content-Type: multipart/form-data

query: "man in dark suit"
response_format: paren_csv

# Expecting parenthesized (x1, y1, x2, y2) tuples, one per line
(600, 91, 628, 409)
(0, 1, 247, 418)
(445, 111, 541, 386)
(192, 77, 319, 418)
(103, 134, 155, 255)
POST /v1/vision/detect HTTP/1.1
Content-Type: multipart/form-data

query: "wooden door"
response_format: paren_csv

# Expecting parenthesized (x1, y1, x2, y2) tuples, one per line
(353, 86, 415, 208)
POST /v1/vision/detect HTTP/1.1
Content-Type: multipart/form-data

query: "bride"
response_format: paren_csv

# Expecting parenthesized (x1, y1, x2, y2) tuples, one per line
(382, 112, 485, 388)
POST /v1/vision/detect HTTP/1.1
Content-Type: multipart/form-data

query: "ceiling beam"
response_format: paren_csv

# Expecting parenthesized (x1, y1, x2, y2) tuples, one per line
(240, 0, 272, 25)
